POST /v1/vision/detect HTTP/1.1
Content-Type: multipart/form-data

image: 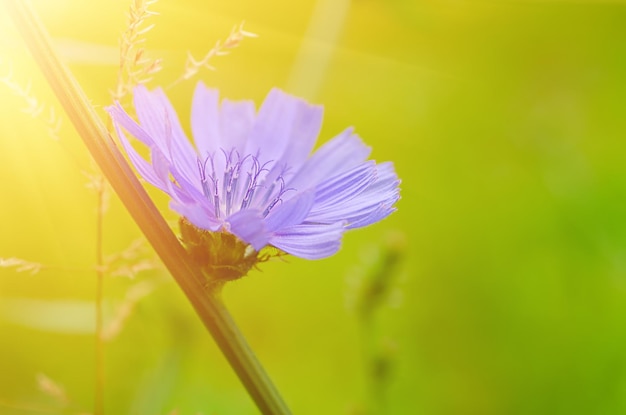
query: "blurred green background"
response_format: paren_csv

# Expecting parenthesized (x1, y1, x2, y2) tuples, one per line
(2, 0, 626, 414)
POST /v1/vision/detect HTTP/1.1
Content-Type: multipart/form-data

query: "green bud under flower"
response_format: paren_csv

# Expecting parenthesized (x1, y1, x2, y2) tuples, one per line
(179, 218, 285, 283)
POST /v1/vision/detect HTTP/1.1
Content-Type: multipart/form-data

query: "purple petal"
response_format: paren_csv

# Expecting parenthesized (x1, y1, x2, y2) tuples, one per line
(150, 146, 171, 184)
(264, 190, 316, 233)
(169, 168, 216, 215)
(108, 109, 168, 192)
(191, 83, 256, 182)
(313, 161, 376, 208)
(347, 204, 398, 229)
(287, 128, 372, 192)
(170, 200, 221, 231)
(227, 209, 270, 250)
(306, 162, 400, 227)
(269, 221, 345, 259)
(191, 82, 221, 157)
(133, 86, 200, 188)
(245, 89, 322, 168)
(219, 98, 255, 154)
(306, 197, 393, 225)
(108, 103, 202, 207)
(106, 103, 159, 147)
(358, 162, 400, 195)
(213, 98, 256, 182)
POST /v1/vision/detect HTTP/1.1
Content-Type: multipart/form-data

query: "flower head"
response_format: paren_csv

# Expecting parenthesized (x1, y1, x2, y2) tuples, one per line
(107, 82, 399, 279)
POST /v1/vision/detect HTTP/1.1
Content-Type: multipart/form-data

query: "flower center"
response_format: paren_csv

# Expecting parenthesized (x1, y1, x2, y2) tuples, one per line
(197, 148, 294, 219)
(179, 218, 287, 283)
(179, 217, 259, 282)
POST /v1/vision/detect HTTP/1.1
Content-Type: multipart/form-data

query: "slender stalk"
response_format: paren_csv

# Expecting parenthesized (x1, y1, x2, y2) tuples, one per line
(95, 178, 105, 415)
(2, 1, 291, 414)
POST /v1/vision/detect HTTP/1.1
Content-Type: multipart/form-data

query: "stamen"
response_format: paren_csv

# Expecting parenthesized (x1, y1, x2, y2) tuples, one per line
(256, 162, 289, 207)
(201, 181, 211, 199)
(222, 166, 232, 207)
(197, 156, 212, 198)
(213, 178, 220, 219)
(258, 182, 275, 207)
(198, 147, 296, 219)
(240, 156, 262, 210)
(226, 158, 243, 216)
(262, 177, 296, 217)
(240, 174, 253, 208)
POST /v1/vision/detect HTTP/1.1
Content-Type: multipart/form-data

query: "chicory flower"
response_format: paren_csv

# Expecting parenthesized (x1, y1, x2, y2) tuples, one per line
(107, 83, 399, 279)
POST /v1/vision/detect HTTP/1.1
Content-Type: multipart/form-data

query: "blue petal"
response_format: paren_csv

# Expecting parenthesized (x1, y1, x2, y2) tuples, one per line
(150, 146, 171, 184)
(269, 221, 345, 259)
(133, 86, 200, 189)
(170, 200, 221, 231)
(106, 103, 159, 147)
(358, 162, 399, 195)
(213, 97, 256, 182)
(108, 102, 210, 212)
(191, 82, 221, 158)
(306, 162, 400, 228)
(245, 88, 322, 169)
(169, 168, 216, 213)
(347, 204, 398, 229)
(107, 107, 168, 192)
(219, 98, 255, 155)
(287, 128, 372, 192)
(191, 83, 256, 182)
(264, 190, 315, 232)
(227, 209, 270, 251)
(313, 161, 376, 209)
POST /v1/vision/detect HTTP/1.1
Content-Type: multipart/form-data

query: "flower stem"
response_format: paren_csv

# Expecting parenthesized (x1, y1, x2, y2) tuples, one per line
(95, 177, 106, 415)
(2, 1, 291, 414)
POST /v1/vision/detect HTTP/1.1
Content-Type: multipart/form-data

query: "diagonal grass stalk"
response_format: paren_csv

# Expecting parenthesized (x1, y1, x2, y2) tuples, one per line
(2, 1, 291, 414)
